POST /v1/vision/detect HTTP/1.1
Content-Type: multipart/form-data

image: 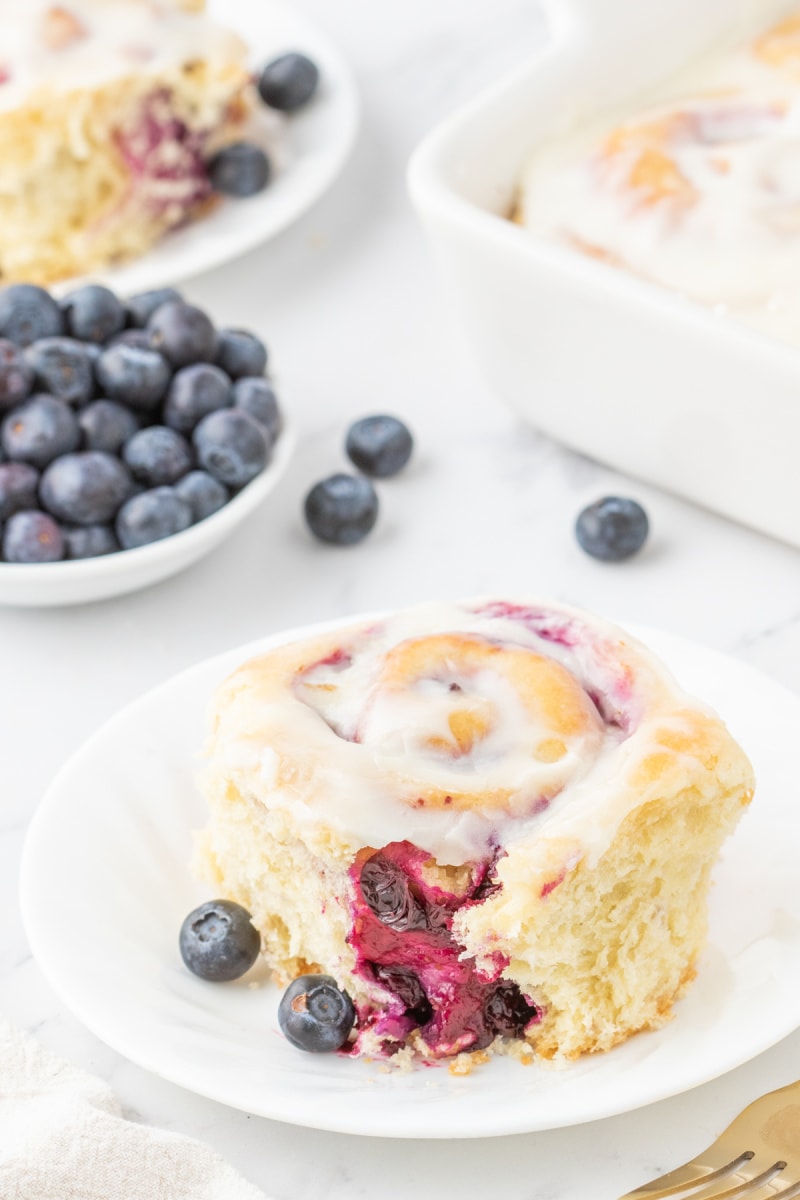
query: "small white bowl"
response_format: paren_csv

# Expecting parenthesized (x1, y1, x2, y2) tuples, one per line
(0, 427, 295, 607)
(408, 0, 800, 548)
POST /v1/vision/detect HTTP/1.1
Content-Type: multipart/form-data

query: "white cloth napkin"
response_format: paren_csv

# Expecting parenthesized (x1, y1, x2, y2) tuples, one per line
(0, 1018, 269, 1200)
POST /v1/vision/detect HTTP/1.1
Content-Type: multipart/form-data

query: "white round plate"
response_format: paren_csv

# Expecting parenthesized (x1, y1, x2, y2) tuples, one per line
(19, 620, 800, 1137)
(0, 427, 294, 607)
(65, 0, 359, 294)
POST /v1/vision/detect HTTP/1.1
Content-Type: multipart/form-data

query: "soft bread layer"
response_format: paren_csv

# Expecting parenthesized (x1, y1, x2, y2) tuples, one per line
(0, 59, 250, 283)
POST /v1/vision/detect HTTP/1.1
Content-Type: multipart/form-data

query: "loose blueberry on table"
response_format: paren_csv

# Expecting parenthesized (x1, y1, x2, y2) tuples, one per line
(304, 472, 379, 546)
(345, 414, 413, 478)
(0, 282, 282, 563)
(575, 496, 649, 563)
(179, 899, 261, 983)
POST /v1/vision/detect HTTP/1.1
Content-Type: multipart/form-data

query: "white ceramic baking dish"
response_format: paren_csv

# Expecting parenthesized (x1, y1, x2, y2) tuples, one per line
(408, 0, 800, 547)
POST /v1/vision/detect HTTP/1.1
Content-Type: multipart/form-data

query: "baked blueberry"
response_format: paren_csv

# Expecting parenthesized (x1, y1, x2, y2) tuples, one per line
(79, 400, 140, 454)
(39, 450, 132, 525)
(0, 340, 33, 412)
(0, 461, 39, 521)
(575, 496, 649, 562)
(60, 284, 126, 344)
(484, 982, 539, 1038)
(345, 415, 413, 478)
(148, 301, 218, 368)
(207, 143, 271, 197)
(372, 965, 432, 1026)
(232, 377, 281, 442)
(304, 473, 378, 545)
(193, 408, 269, 486)
(25, 337, 94, 406)
(62, 523, 119, 559)
(179, 899, 260, 982)
(125, 287, 184, 329)
(2, 510, 64, 563)
(175, 470, 228, 522)
(360, 853, 427, 932)
(1, 395, 80, 468)
(258, 52, 320, 111)
(0, 284, 64, 347)
(122, 426, 193, 487)
(215, 329, 268, 379)
(115, 486, 192, 549)
(95, 343, 171, 412)
(278, 975, 355, 1052)
(163, 363, 231, 434)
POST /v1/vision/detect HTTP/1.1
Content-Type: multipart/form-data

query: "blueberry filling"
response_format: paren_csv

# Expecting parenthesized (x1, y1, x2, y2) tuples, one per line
(349, 841, 541, 1057)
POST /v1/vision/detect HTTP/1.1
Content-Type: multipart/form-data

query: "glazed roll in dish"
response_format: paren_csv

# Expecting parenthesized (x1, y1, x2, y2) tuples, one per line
(196, 600, 754, 1065)
(0, 0, 253, 284)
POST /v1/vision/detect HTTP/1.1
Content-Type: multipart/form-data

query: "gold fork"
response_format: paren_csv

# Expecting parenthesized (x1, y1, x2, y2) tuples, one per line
(619, 1080, 800, 1199)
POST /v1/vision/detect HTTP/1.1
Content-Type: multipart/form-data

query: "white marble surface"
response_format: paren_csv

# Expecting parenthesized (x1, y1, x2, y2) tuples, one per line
(3, 0, 800, 1195)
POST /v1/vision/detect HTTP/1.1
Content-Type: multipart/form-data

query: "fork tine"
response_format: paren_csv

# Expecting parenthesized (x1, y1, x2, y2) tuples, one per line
(620, 1151, 756, 1197)
(620, 1153, 792, 1199)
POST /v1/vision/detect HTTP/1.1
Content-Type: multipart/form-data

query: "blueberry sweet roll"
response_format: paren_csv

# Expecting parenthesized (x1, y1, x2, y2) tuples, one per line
(195, 599, 754, 1064)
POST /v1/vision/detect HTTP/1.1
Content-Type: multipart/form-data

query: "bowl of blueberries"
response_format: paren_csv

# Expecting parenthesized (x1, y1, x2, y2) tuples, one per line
(0, 282, 293, 606)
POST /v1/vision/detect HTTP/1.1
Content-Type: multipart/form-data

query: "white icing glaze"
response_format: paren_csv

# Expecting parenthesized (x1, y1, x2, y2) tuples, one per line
(212, 600, 720, 867)
(517, 11, 800, 347)
(0, 1, 245, 112)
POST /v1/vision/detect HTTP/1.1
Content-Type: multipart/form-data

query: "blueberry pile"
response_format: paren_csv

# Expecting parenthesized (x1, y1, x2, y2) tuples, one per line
(304, 414, 414, 546)
(207, 52, 320, 199)
(0, 283, 281, 563)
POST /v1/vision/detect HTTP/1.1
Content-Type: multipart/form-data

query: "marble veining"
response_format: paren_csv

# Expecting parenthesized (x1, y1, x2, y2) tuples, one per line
(2, 0, 800, 1196)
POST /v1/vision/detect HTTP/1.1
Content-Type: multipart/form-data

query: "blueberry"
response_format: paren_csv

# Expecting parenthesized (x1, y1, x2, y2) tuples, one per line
(359, 853, 427, 932)
(193, 409, 268, 487)
(79, 399, 140, 454)
(258, 52, 320, 112)
(2, 510, 64, 563)
(179, 899, 260, 983)
(278, 975, 355, 1053)
(484, 982, 540, 1038)
(207, 143, 271, 197)
(575, 496, 649, 562)
(175, 470, 228, 522)
(25, 337, 94, 406)
(125, 287, 184, 329)
(122, 426, 193, 487)
(115, 486, 192, 549)
(148, 301, 218, 368)
(39, 451, 132, 525)
(0, 339, 33, 412)
(215, 329, 268, 379)
(163, 363, 231, 434)
(345, 415, 413, 478)
(304, 473, 378, 545)
(1, 395, 80, 468)
(63, 523, 119, 559)
(95, 343, 171, 412)
(105, 328, 155, 352)
(0, 284, 64, 347)
(372, 965, 432, 1026)
(60, 284, 126, 344)
(0, 461, 39, 521)
(232, 377, 281, 442)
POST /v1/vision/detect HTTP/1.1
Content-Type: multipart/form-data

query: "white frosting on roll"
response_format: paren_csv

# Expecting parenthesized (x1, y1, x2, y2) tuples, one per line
(0, 1, 245, 113)
(516, 12, 800, 346)
(209, 599, 722, 867)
